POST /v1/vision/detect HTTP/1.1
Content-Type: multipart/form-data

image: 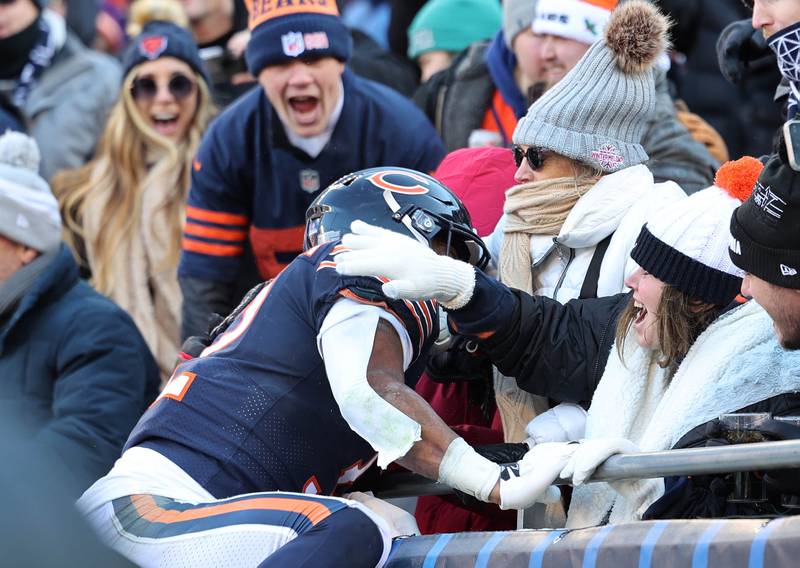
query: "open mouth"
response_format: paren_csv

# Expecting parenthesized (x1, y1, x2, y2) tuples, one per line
(151, 112, 180, 135)
(289, 95, 319, 115)
(633, 300, 648, 325)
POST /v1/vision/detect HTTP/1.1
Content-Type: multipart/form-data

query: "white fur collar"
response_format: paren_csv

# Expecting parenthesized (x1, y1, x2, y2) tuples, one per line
(558, 165, 654, 249)
(568, 301, 800, 528)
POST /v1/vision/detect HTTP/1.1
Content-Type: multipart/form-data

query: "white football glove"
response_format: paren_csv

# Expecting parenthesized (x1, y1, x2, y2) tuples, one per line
(497, 442, 578, 510)
(560, 437, 640, 486)
(336, 221, 477, 309)
(344, 491, 421, 538)
(437, 438, 575, 511)
(524, 403, 587, 447)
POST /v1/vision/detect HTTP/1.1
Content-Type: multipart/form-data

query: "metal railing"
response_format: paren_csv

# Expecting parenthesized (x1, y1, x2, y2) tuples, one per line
(373, 440, 800, 499)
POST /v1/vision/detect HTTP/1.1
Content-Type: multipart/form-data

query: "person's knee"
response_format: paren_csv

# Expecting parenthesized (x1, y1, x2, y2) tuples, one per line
(323, 507, 386, 567)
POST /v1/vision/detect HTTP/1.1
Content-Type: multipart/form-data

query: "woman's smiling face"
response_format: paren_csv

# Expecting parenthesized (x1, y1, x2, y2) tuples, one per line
(624, 266, 666, 349)
(131, 57, 199, 142)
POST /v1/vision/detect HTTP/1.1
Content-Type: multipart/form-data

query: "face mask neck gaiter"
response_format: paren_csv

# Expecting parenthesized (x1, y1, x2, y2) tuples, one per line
(0, 17, 41, 80)
(769, 21, 800, 119)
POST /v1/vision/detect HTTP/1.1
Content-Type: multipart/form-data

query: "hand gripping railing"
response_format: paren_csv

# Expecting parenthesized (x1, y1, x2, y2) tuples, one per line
(373, 440, 800, 499)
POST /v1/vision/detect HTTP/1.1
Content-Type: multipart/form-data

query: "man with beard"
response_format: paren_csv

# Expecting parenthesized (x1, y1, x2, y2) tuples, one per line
(529, 0, 720, 193)
(731, 150, 800, 349)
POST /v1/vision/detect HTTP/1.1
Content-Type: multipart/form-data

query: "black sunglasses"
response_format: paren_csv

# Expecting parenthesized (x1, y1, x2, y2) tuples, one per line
(513, 145, 551, 171)
(131, 73, 196, 102)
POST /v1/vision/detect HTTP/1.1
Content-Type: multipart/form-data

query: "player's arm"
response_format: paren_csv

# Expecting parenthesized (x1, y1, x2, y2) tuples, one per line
(319, 299, 574, 509)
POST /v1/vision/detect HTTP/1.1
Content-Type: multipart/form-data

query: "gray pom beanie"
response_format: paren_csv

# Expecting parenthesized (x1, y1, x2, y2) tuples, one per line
(512, 0, 669, 173)
(503, 0, 537, 48)
(0, 131, 61, 252)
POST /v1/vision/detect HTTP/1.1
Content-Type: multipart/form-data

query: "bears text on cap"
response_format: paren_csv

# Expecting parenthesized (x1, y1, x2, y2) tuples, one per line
(246, 0, 339, 31)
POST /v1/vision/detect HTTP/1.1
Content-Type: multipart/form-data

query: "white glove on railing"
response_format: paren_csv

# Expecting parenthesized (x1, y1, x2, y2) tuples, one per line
(437, 438, 576, 511)
(560, 437, 640, 486)
(497, 442, 578, 510)
(524, 403, 588, 447)
(337, 221, 477, 309)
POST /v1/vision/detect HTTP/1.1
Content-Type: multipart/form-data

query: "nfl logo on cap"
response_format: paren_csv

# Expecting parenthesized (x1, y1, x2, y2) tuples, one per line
(281, 31, 305, 58)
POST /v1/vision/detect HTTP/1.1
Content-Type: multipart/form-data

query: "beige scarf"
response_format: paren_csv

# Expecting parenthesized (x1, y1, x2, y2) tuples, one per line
(494, 177, 595, 444)
(495, 177, 594, 528)
(83, 156, 185, 383)
(498, 177, 595, 293)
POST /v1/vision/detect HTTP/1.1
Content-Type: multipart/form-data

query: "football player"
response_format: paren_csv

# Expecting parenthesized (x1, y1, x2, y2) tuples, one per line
(77, 168, 575, 568)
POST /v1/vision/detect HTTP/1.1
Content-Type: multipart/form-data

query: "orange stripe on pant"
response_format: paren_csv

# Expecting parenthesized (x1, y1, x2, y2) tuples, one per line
(130, 494, 333, 526)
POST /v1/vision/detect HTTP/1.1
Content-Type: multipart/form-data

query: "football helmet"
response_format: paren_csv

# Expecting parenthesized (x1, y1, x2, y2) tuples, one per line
(305, 167, 490, 269)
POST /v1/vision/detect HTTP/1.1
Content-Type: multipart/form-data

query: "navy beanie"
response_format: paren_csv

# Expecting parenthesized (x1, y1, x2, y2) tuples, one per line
(122, 21, 210, 86)
(244, 1, 352, 76)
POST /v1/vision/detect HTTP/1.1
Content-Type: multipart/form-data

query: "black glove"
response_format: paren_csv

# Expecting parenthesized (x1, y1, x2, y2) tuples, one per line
(451, 442, 530, 509)
(753, 418, 800, 495)
(426, 336, 492, 384)
(474, 442, 530, 465)
(174, 312, 224, 368)
(717, 19, 773, 85)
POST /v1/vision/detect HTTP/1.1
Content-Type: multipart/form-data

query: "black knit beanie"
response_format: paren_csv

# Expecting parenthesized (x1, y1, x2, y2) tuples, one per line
(730, 153, 800, 289)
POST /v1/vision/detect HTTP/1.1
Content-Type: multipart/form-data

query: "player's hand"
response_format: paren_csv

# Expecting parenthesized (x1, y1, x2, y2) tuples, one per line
(496, 442, 578, 510)
(474, 442, 530, 464)
(524, 403, 587, 448)
(344, 491, 421, 538)
(337, 221, 477, 309)
(560, 437, 640, 486)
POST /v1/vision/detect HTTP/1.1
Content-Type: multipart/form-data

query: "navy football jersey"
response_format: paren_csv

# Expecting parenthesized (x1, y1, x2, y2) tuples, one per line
(126, 241, 438, 498)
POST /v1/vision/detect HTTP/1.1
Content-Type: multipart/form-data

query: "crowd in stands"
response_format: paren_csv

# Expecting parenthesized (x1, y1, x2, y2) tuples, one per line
(1, 0, 800, 565)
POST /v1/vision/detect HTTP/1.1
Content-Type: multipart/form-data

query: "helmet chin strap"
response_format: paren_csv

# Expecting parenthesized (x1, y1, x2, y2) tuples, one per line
(383, 190, 430, 246)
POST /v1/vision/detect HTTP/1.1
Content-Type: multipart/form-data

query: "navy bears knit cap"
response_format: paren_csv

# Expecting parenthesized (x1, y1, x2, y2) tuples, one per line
(244, 1, 352, 76)
(730, 152, 800, 289)
(122, 21, 210, 85)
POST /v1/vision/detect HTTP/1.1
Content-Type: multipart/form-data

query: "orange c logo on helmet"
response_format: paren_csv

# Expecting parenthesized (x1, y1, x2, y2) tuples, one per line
(366, 170, 430, 195)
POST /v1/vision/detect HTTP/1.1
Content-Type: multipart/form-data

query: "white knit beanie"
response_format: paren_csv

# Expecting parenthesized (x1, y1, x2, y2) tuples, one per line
(513, 0, 668, 172)
(630, 157, 763, 305)
(0, 131, 61, 252)
(532, 0, 617, 46)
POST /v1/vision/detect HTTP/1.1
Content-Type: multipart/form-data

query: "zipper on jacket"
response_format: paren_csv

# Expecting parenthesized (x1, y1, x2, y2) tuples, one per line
(552, 246, 575, 299)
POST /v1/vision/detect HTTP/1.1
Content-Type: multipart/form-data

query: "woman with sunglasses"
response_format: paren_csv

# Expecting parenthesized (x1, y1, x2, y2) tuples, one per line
(479, 1, 686, 443)
(53, 12, 216, 383)
(335, 149, 800, 526)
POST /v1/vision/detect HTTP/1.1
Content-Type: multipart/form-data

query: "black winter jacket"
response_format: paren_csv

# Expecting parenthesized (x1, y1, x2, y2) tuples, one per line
(452, 271, 800, 521)
(643, 391, 800, 520)
(449, 270, 629, 404)
(0, 245, 159, 496)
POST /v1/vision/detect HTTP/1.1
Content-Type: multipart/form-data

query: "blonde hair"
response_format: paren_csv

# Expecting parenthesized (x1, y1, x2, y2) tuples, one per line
(53, 67, 215, 295)
(126, 0, 189, 37)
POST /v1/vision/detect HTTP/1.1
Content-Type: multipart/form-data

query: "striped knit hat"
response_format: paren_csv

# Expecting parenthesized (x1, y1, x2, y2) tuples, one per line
(513, 0, 667, 173)
(244, 0, 352, 76)
(631, 157, 762, 305)
(0, 131, 61, 252)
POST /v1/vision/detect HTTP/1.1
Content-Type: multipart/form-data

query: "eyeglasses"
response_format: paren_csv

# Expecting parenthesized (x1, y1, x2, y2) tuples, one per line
(513, 145, 551, 171)
(131, 73, 196, 102)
